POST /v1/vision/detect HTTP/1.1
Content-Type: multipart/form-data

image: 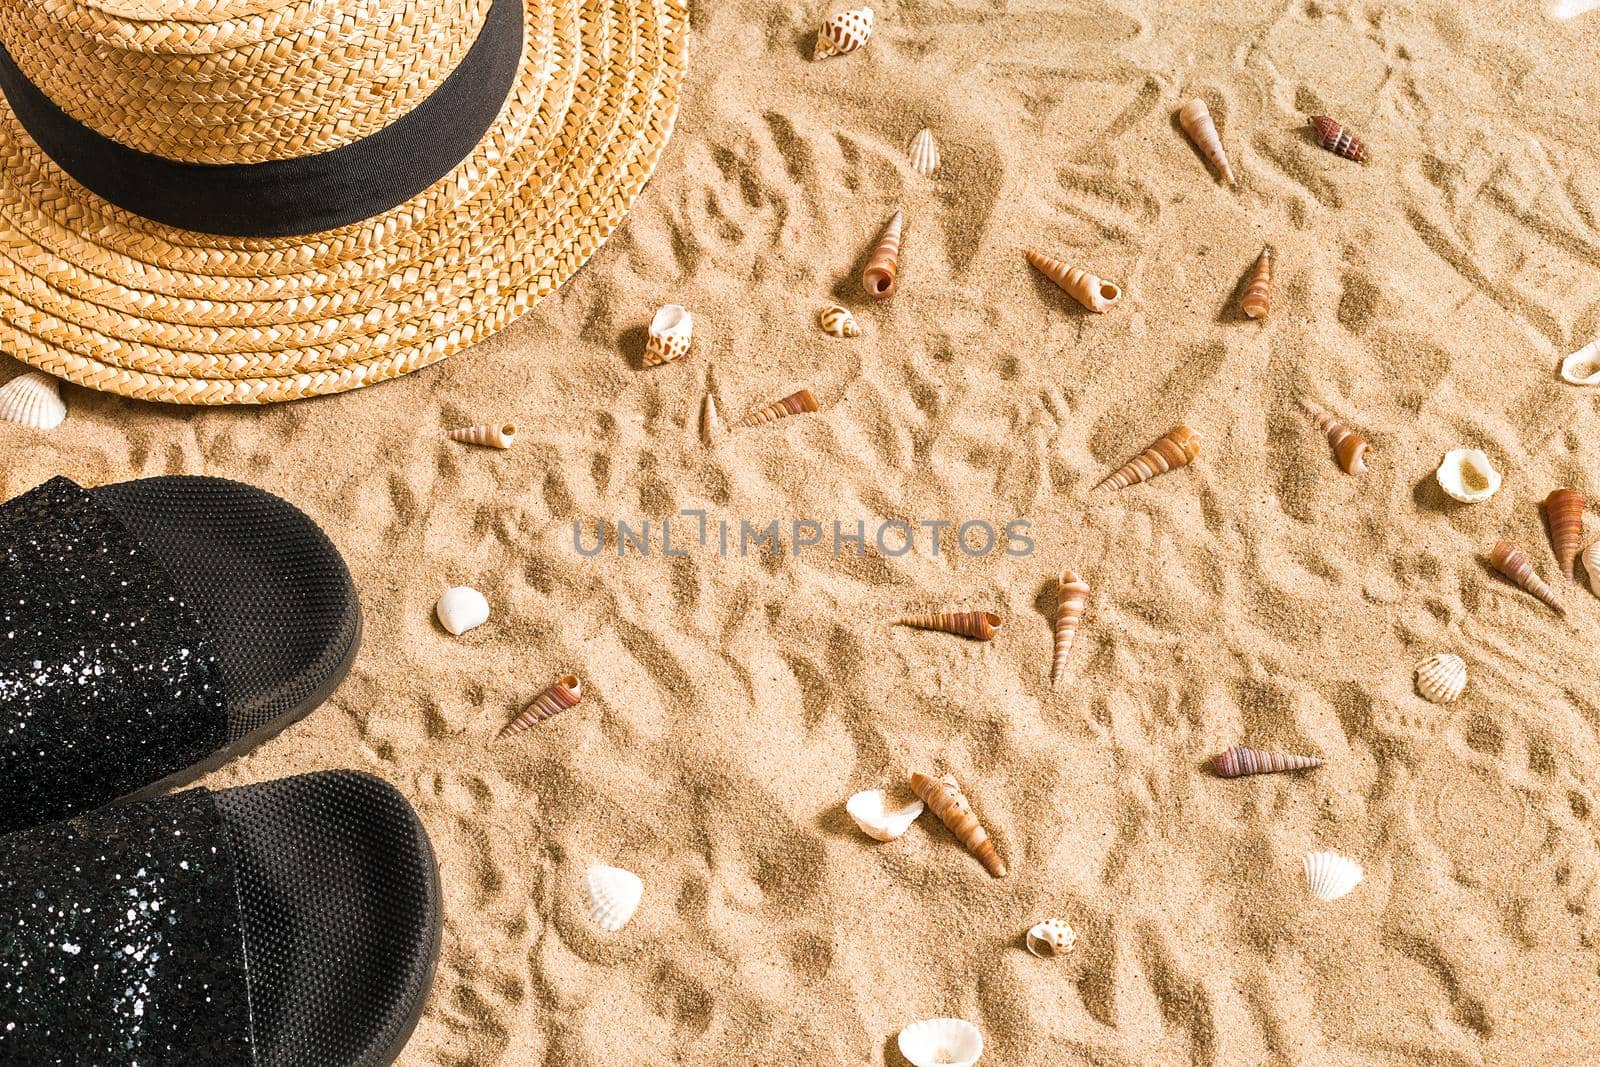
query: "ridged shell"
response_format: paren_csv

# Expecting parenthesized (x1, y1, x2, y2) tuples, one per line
(643, 304, 694, 366)
(1096, 425, 1201, 492)
(1051, 570, 1090, 686)
(497, 674, 583, 740)
(445, 422, 516, 449)
(585, 864, 643, 932)
(1178, 97, 1235, 185)
(1024, 248, 1121, 313)
(1435, 449, 1501, 503)
(862, 210, 903, 299)
(910, 772, 1006, 877)
(1544, 488, 1585, 579)
(1561, 340, 1600, 385)
(1304, 851, 1363, 902)
(1212, 745, 1323, 778)
(1240, 247, 1273, 319)
(1025, 918, 1077, 958)
(1309, 116, 1369, 162)
(0, 371, 66, 431)
(1584, 540, 1600, 593)
(818, 303, 861, 337)
(1299, 399, 1369, 474)
(435, 586, 489, 635)
(1491, 540, 1566, 616)
(734, 389, 819, 428)
(701, 392, 719, 446)
(845, 788, 924, 842)
(897, 1018, 983, 1067)
(900, 611, 1002, 641)
(1414, 653, 1466, 704)
(814, 6, 874, 60)
(908, 129, 940, 176)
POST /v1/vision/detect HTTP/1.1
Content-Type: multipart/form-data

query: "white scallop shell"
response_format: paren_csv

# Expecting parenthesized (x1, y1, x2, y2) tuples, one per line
(585, 864, 643, 932)
(845, 789, 923, 842)
(1025, 918, 1077, 958)
(1561, 339, 1600, 385)
(0, 371, 66, 431)
(1584, 540, 1600, 595)
(435, 586, 490, 635)
(644, 304, 694, 366)
(909, 129, 940, 176)
(1414, 652, 1466, 704)
(897, 1018, 983, 1067)
(1435, 448, 1501, 503)
(1304, 850, 1363, 902)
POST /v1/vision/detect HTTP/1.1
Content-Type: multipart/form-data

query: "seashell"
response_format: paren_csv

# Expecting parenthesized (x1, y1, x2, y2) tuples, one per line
(1051, 570, 1090, 686)
(1178, 97, 1235, 185)
(862, 210, 903, 299)
(813, 6, 873, 61)
(1304, 850, 1363, 902)
(1096, 425, 1201, 492)
(0, 371, 66, 431)
(1491, 540, 1566, 617)
(1240, 246, 1274, 319)
(1561, 339, 1600, 385)
(1309, 116, 1369, 163)
(1584, 540, 1600, 594)
(845, 788, 924, 842)
(445, 422, 516, 449)
(643, 304, 694, 366)
(909, 772, 1006, 877)
(734, 388, 819, 428)
(701, 391, 719, 445)
(897, 1018, 983, 1067)
(908, 128, 940, 176)
(818, 303, 861, 338)
(1435, 448, 1501, 504)
(1299, 399, 1369, 474)
(497, 674, 583, 740)
(1414, 653, 1466, 705)
(1543, 488, 1585, 579)
(1024, 918, 1077, 959)
(435, 586, 490, 635)
(1212, 745, 1324, 778)
(1024, 248, 1121, 313)
(584, 864, 643, 932)
(899, 611, 1003, 641)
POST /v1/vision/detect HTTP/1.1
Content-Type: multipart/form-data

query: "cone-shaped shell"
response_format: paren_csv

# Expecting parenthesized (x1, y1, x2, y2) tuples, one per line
(1212, 745, 1324, 778)
(1025, 918, 1078, 958)
(814, 6, 873, 60)
(900, 611, 1002, 641)
(1544, 488, 1585, 579)
(1490, 540, 1566, 617)
(1561, 340, 1600, 385)
(862, 210, 903, 299)
(0, 371, 66, 431)
(910, 772, 1006, 877)
(643, 304, 694, 366)
(908, 129, 940, 176)
(845, 789, 924, 842)
(1024, 248, 1121, 313)
(1299, 400, 1369, 474)
(897, 1018, 983, 1067)
(1240, 247, 1273, 319)
(1096, 425, 1201, 492)
(734, 389, 819, 428)
(497, 675, 583, 740)
(1436, 449, 1501, 503)
(1051, 570, 1090, 685)
(1178, 98, 1235, 185)
(1304, 850, 1363, 902)
(1414, 653, 1467, 704)
(1310, 116, 1369, 163)
(818, 303, 861, 337)
(585, 864, 643, 932)
(701, 392, 719, 446)
(445, 422, 517, 449)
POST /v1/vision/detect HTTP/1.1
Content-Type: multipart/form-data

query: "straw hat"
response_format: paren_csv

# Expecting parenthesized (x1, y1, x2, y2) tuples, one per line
(0, 0, 688, 403)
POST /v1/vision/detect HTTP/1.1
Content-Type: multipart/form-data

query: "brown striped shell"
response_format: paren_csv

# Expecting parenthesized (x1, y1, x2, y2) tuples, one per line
(862, 210, 903, 299)
(1051, 570, 1090, 685)
(1178, 98, 1235, 185)
(735, 389, 819, 428)
(900, 611, 1003, 641)
(1096, 425, 1201, 492)
(1299, 400, 1369, 474)
(1544, 488, 1585, 579)
(497, 675, 583, 741)
(909, 772, 1006, 877)
(1240, 247, 1273, 319)
(1212, 745, 1323, 778)
(1490, 540, 1566, 617)
(445, 422, 517, 449)
(1310, 116, 1368, 163)
(1024, 248, 1121, 313)
(817, 303, 861, 338)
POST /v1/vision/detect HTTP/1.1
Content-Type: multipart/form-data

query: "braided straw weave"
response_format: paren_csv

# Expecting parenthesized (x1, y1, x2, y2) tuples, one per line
(0, 0, 690, 403)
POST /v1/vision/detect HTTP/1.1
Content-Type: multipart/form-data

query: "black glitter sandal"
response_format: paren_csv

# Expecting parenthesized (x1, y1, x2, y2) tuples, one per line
(0, 475, 361, 834)
(0, 770, 440, 1066)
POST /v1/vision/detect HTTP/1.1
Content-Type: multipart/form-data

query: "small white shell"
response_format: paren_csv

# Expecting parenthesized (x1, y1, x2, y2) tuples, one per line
(1561, 339, 1600, 385)
(585, 864, 643, 932)
(1414, 653, 1467, 704)
(845, 789, 924, 842)
(1584, 540, 1600, 595)
(0, 371, 66, 431)
(1025, 918, 1077, 958)
(897, 1018, 983, 1067)
(909, 129, 940, 176)
(644, 304, 694, 366)
(435, 586, 490, 635)
(1435, 448, 1501, 504)
(1304, 850, 1363, 902)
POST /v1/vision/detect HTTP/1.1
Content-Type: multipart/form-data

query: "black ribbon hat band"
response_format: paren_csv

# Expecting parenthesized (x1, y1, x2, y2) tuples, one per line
(0, 0, 524, 238)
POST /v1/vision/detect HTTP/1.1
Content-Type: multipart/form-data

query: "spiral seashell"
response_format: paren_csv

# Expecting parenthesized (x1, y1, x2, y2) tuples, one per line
(1435, 449, 1501, 503)
(643, 304, 694, 366)
(1490, 540, 1566, 617)
(1304, 850, 1363, 902)
(817, 303, 861, 337)
(1544, 488, 1585, 579)
(910, 772, 1006, 877)
(1240, 247, 1273, 319)
(1414, 653, 1467, 704)
(1024, 248, 1121, 313)
(1561, 340, 1600, 385)
(701, 391, 719, 446)
(908, 128, 940, 176)
(1051, 570, 1090, 686)
(585, 864, 643, 932)
(734, 389, 819, 429)
(1299, 399, 1369, 474)
(899, 611, 1002, 641)
(1310, 116, 1369, 163)
(813, 6, 873, 60)
(845, 789, 924, 842)
(897, 1018, 983, 1067)
(1212, 745, 1324, 778)
(0, 371, 66, 431)
(1096, 425, 1201, 492)
(1025, 918, 1077, 958)
(1178, 97, 1235, 185)
(862, 210, 903, 299)
(445, 422, 517, 449)
(497, 674, 584, 740)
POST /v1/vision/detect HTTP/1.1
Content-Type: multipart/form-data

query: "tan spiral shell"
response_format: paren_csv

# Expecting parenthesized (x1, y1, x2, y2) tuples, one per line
(814, 6, 874, 60)
(1212, 745, 1324, 778)
(1310, 116, 1369, 163)
(818, 304, 861, 338)
(1024, 248, 1121, 313)
(1178, 97, 1235, 185)
(734, 389, 819, 429)
(900, 611, 1003, 641)
(909, 772, 1007, 878)
(497, 675, 583, 741)
(701, 392, 719, 446)
(1299, 400, 1369, 474)
(1096, 425, 1201, 492)
(1414, 653, 1467, 704)
(1051, 570, 1090, 686)
(1543, 488, 1585, 579)
(445, 422, 517, 449)
(862, 210, 904, 299)
(1240, 247, 1273, 319)
(1490, 540, 1566, 617)
(643, 304, 694, 366)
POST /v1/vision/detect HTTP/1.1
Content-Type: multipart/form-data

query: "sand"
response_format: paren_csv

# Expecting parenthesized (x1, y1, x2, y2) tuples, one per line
(6, 0, 1600, 1062)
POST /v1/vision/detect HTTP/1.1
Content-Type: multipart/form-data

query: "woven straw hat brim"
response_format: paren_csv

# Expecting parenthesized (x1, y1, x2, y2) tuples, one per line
(0, 0, 688, 403)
